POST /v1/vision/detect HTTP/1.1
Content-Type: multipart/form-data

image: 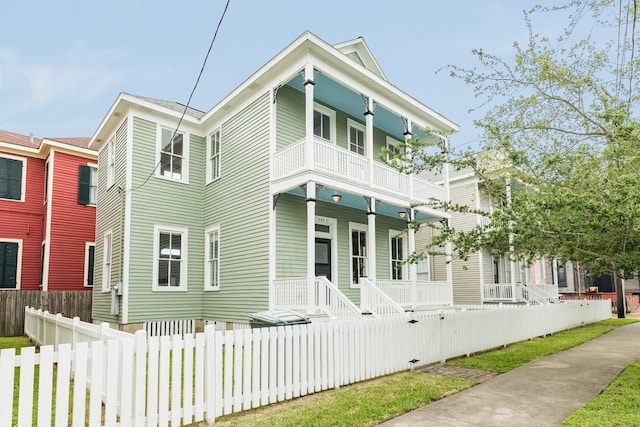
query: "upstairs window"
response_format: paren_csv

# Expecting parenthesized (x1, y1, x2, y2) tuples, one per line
(205, 226, 220, 290)
(386, 137, 404, 164)
(159, 128, 185, 181)
(348, 119, 365, 155)
(208, 129, 221, 182)
(0, 240, 19, 289)
(0, 155, 25, 201)
(313, 103, 336, 142)
(78, 165, 98, 205)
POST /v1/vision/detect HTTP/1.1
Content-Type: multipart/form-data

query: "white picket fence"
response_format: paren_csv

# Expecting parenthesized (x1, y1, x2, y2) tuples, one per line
(3, 300, 611, 427)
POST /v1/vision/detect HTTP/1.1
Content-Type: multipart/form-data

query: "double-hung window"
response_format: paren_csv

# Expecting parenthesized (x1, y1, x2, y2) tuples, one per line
(208, 129, 221, 182)
(385, 137, 404, 165)
(153, 226, 187, 291)
(0, 240, 20, 289)
(349, 223, 367, 286)
(348, 119, 365, 155)
(159, 128, 185, 181)
(0, 155, 25, 202)
(389, 230, 406, 280)
(102, 231, 112, 292)
(313, 103, 336, 142)
(204, 226, 220, 290)
(78, 165, 98, 205)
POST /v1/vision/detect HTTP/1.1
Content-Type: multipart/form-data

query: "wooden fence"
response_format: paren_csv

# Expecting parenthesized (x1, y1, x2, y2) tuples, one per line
(0, 290, 92, 337)
(5, 300, 612, 427)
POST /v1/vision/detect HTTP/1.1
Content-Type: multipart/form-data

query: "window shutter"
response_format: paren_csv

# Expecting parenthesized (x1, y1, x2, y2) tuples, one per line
(0, 242, 18, 288)
(78, 165, 90, 205)
(87, 245, 95, 286)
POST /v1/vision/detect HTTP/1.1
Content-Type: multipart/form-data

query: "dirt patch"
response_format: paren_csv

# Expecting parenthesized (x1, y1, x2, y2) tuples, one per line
(415, 363, 499, 383)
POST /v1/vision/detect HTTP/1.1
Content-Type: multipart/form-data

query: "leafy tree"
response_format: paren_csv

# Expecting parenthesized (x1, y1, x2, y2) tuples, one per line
(403, 0, 639, 317)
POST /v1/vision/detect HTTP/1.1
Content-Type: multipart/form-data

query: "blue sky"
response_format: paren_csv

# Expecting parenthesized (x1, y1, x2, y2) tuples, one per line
(1, 1, 561, 150)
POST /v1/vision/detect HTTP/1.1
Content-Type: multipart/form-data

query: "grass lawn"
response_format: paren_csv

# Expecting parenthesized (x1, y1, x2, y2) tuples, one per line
(199, 319, 638, 427)
(0, 336, 33, 354)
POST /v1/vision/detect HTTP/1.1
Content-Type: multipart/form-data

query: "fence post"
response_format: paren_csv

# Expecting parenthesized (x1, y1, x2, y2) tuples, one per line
(133, 330, 147, 425)
(72, 317, 80, 350)
(100, 322, 110, 341)
(55, 313, 63, 351)
(204, 324, 216, 423)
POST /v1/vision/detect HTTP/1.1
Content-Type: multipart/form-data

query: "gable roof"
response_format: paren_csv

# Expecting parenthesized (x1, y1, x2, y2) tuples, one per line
(0, 129, 41, 149)
(132, 94, 206, 120)
(333, 37, 387, 80)
(0, 129, 95, 158)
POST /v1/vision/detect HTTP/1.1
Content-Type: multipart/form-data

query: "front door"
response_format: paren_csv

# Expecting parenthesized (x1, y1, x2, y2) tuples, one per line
(315, 238, 331, 281)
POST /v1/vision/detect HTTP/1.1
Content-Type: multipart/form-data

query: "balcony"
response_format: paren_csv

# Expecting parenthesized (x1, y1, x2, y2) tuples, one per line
(272, 137, 446, 204)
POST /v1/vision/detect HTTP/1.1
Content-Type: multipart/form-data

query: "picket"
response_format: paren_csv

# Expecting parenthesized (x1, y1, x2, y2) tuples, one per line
(3, 300, 614, 426)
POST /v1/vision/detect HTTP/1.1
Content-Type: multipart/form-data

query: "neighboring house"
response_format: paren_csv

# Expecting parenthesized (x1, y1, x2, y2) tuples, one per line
(89, 32, 459, 331)
(0, 130, 96, 291)
(424, 164, 560, 305)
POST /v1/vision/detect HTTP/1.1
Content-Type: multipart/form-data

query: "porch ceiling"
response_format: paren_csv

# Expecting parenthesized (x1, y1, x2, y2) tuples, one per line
(286, 74, 429, 140)
(285, 186, 441, 222)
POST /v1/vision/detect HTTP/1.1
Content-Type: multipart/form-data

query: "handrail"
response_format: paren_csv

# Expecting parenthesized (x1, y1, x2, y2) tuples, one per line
(315, 277, 362, 319)
(521, 283, 562, 304)
(359, 278, 407, 317)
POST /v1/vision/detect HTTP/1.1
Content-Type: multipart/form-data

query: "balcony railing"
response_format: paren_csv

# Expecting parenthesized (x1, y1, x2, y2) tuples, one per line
(273, 138, 446, 203)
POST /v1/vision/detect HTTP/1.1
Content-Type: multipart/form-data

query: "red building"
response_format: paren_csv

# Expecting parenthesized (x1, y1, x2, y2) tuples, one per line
(0, 130, 97, 290)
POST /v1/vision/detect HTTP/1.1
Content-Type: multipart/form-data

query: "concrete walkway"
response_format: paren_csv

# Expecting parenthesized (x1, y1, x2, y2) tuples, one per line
(379, 321, 640, 426)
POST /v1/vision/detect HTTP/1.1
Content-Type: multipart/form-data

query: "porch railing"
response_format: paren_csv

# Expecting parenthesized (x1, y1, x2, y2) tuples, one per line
(483, 283, 561, 304)
(359, 278, 406, 317)
(483, 283, 515, 301)
(272, 138, 446, 203)
(375, 280, 453, 308)
(271, 277, 361, 320)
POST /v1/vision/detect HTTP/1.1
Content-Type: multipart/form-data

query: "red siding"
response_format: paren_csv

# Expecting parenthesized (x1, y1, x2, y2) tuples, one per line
(47, 151, 96, 290)
(0, 152, 45, 290)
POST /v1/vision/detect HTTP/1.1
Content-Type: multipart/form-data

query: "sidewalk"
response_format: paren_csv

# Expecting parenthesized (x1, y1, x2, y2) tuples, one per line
(379, 320, 640, 426)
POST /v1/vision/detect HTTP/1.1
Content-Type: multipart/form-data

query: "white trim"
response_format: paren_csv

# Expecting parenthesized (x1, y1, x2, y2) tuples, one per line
(0, 238, 22, 290)
(84, 242, 95, 287)
(42, 151, 54, 291)
(106, 136, 115, 189)
(102, 230, 113, 292)
(206, 128, 222, 184)
(88, 163, 98, 205)
(0, 153, 27, 202)
(152, 225, 188, 292)
(349, 222, 368, 288)
(43, 158, 51, 203)
(347, 118, 366, 155)
(204, 225, 220, 291)
(155, 125, 189, 184)
(315, 216, 338, 283)
(313, 102, 336, 143)
(389, 229, 407, 281)
(122, 115, 134, 324)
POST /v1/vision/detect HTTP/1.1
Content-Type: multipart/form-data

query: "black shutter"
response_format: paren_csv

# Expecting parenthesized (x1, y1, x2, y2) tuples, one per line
(0, 242, 18, 288)
(87, 245, 95, 286)
(78, 165, 90, 205)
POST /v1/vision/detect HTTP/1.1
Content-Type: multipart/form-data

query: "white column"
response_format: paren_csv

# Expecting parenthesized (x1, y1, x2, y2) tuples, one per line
(506, 179, 518, 298)
(366, 198, 376, 282)
(364, 96, 374, 183)
(404, 119, 414, 198)
(408, 209, 417, 309)
(443, 137, 454, 305)
(304, 63, 315, 170)
(306, 182, 316, 315)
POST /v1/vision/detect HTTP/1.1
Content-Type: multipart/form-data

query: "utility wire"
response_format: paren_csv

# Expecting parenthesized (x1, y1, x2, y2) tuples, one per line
(130, 0, 231, 194)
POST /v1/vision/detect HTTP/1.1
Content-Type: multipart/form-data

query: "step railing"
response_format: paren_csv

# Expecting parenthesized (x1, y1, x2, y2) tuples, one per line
(359, 278, 407, 317)
(315, 276, 362, 319)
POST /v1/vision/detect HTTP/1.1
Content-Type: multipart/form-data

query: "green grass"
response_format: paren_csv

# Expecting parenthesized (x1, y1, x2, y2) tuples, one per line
(447, 322, 619, 372)
(562, 358, 640, 426)
(209, 372, 473, 427)
(0, 336, 33, 354)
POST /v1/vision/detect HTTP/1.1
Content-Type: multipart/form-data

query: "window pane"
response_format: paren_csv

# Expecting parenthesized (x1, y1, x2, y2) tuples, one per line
(0, 242, 18, 288)
(313, 111, 322, 137)
(161, 129, 173, 153)
(158, 259, 169, 286)
(172, 134, 183, 156)
(322, 114, 330, 139)
(171, 233, 181, 259)
(159, 232, 170, 258)
(173, 157, 182, 179)
(170, 260, 181, 286)
(160, 153, 172, 177)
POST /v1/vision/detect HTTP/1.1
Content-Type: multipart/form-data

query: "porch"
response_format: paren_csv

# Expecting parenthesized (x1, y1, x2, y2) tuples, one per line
(271, 277, 453, 319)
(483, 282, 561, 304)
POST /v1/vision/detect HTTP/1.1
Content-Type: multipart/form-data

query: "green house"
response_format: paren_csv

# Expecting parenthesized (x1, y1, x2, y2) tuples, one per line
(89, 32, 458, 331)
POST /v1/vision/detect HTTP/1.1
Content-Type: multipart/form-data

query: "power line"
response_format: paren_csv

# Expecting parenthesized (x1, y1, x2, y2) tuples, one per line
(130, 0, 231, 194)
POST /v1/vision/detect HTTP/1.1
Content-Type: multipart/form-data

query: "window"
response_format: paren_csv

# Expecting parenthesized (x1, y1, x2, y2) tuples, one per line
(85, 243, 95, 287)
(208, 129, 221, 182)
(390, 231, 406, 280)
(0, 155, 25, 201)
(492, 256, 500, 284)
(159, 128, 185, 181)
(348, 119, 365, 155)
(416, 257, 430, 281)
(78, 165, 98, 205)
(349, 223, 367, 286)
(107, 137, 115, 188)
(204, 226, 220, 290)
(102, 231, 112, 292)
(0, 240, 20, 289)
(386, 137, 403, 163)
(313, 103, 336, 142)
(153, 226, 187, 291)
